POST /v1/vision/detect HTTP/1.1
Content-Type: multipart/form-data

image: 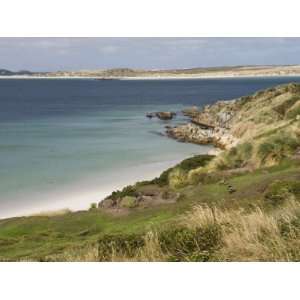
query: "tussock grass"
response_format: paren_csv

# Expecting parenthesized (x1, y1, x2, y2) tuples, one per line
(48, 199, 300, 262)
(181, 202, 300, 261)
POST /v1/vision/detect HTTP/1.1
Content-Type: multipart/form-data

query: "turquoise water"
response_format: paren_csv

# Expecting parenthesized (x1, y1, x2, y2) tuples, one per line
(1, 77, 300, 218)
(0, 100, 205, 217)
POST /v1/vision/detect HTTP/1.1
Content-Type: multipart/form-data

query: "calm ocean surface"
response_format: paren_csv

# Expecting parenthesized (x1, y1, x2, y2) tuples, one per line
(1, 77, 300, 218)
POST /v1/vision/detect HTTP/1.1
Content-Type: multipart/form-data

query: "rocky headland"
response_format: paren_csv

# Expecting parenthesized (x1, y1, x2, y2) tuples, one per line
(166, 101, 238, 149)
(166, 83, 300, 151)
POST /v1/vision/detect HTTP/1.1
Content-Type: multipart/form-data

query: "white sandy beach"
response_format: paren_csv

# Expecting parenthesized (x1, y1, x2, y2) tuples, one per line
(1, 73, 300, 80)
(0, 153, 212, 219)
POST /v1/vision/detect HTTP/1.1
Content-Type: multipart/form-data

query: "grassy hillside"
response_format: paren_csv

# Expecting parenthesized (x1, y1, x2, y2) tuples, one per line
(0, 83, 300, 261)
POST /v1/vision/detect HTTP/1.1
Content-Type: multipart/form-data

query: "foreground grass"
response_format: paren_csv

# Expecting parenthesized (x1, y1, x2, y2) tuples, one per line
(47, 197, 300, 262)
(0, 158, 299, 261)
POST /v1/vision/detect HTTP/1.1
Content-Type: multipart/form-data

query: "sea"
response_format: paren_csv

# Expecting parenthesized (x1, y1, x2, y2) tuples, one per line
(1, 76, 300, 218)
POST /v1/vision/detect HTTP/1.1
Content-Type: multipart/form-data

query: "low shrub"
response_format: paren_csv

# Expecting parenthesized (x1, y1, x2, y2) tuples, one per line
(273, 96, 300, 116)
(158, 225, 222, 262)
(176, 155, 215, 171)
(264, 180, 293, 207)
(109, 185, 138, 200)
(89, 203, 97, 210)
(168, 168, 188, 189)
(120, 196, 137, 208)
(150, 168, 172, 187)
(264, 180, 300, 207)
(150, 155, 214, 187)
(285, 101, 300, 119)
(257, 133, 300, 165)
(215, 142, 253, 170)
(97, 233, 144, 261)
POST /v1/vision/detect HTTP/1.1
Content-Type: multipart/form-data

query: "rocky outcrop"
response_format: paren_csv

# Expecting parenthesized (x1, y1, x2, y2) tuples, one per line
(166, 100, 238, 149)
(166, 123, 237, 149)
(156, 111, 176, 120)
(98, 185, 180, 212)
(166, 83, 300, 150)
(182, 106, 199, 117)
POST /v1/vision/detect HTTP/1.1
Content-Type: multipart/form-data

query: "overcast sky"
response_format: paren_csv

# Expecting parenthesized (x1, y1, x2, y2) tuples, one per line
(1, 38, 300, 72)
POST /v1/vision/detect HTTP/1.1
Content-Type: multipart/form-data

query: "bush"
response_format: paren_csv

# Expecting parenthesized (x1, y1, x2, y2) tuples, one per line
(150, 168, 172, 187)
(216, 142, 253, 170)
(264, 180, 292, 207)
(89, 203, 97, 210)
(150, 155, 214, 187)
(273, 96, 300, 116)
(109, 185, 138, 200)
(285, 101, 300, 119)
(168, 168, 188, 189)
(97, 233, 144, 261)
(120, 196, 137, 208)
(158, 225, 222, 262)
(176, 155, 215, 171)
(258, 134, 300, 165)
(264, 180, 300, 207)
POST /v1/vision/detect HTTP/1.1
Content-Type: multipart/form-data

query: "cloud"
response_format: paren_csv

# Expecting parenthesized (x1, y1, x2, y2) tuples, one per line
(0, 37, 300, 71)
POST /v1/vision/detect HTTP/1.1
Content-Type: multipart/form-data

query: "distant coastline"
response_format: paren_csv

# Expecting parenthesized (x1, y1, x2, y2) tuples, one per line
(1, 74, 300, 80)
(2, 65, 300, 80)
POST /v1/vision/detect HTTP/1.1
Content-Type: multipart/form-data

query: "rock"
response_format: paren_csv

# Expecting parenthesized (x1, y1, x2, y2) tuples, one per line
(228, 185, 236, 194)
(165, 107, 238, 149)
(182, 106, 199, 117)
(156, 111, 176, 120)
(146, 111, 176, 120)
(120, 196, 138, 208)
(146, 113, 155, 118)
(98, 198, 116, 209)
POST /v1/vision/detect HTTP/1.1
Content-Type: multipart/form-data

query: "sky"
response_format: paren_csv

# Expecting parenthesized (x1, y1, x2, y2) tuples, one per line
(1, 37, 300, 72)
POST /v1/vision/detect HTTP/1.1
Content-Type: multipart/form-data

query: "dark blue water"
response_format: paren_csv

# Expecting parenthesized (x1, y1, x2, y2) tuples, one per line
(1, 77, 300, 218)
(2, 77, 300, 123)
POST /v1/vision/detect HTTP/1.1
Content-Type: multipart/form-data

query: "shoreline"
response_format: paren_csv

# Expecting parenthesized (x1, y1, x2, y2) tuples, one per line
(1, 74, 300, 80)
(0, 150, 213, 220)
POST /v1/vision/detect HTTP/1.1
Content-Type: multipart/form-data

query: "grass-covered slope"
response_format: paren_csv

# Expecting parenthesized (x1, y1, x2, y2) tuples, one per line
(0, 158, 299, 261)
(0, 83, 300, 262)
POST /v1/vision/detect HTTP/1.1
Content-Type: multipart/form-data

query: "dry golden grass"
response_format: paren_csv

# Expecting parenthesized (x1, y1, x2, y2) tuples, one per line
(47, 231, 166, 262)
(133, 231, 167, 262)
(47, 200, 300, 262)
(181, 201, 300, 261)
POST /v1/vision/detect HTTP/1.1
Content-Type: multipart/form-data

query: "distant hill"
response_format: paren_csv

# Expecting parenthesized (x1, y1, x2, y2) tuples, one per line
(0, 69, 33, 76)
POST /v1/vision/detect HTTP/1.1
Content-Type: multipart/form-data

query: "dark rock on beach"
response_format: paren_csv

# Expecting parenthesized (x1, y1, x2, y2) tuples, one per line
(156, 111, 176, 120)
(146, 111, 176, 120)
(146, 113, 155, 118)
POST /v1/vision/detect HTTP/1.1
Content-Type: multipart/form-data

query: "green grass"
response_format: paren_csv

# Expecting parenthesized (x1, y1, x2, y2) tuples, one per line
(149, 154, 214, 187)
(257, 133, 300, 165)
(0, 206, 178, 261)
(0, 157, 299, 261)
